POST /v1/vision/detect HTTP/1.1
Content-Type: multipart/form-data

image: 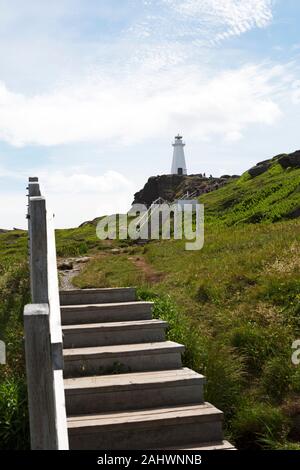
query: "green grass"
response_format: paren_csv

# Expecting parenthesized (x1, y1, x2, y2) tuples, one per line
(55, 225, 101, 257)
(0, 230, 27, 261)
(0, 255, 30, 449)
(1, 159, 300, 449)
(73, 252, 143, 289)
(73, 219, 300, 448)
(201, 163, 300, 225)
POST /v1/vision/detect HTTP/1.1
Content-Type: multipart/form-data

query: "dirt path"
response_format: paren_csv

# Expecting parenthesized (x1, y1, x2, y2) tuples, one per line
(58, 249, 164, 290)
(58, 257, 91, 290)
(128, 256, 165, 284)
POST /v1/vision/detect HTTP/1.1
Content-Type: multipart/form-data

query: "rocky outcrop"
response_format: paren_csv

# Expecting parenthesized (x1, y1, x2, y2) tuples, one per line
(277, 150, 300, 169)
(133, 174, 238, 207)
(248, 160, 272, 177)
(248, 150, 300, 178)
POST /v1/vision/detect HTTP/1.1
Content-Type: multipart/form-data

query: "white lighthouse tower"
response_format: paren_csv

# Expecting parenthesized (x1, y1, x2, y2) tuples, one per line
(171, 134, 187, 175)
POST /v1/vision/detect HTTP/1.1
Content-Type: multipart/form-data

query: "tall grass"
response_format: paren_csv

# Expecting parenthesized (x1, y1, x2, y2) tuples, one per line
(201, 164, 300, 225)
(0, 161, 299, 449)
(73, 219, 300, 448)
(0, 259, 30, 450)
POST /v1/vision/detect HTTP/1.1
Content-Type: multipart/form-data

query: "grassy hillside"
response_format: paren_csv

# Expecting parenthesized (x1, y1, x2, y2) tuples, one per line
(0, 231, 29, 449)
(0, 155, 300, 449)
(201, 161, 300, 225)
(72, 159, 300, 449)
(0, 226, 102, 449)
(73, 220, 300, 449)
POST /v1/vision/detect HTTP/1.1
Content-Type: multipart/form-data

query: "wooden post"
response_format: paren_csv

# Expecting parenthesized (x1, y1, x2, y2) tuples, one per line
(23, 304, 58, 450)
(28, 177, 41, 197)
(46, 210, 69, 449)
(29, 196, 48, 303)
(25, 177, 69, 450)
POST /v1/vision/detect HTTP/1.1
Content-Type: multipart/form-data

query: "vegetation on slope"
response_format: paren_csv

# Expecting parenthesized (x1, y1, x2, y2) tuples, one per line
(0, 153, 300, 449)
(74, 220, 300, 449)
(0, 231, 29, 449)
(0, 226, 101, 449)
(201, 159, 300, 225)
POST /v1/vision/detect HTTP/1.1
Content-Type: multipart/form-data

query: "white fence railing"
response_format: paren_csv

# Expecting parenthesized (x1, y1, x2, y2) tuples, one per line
(24, 177, 69, 450)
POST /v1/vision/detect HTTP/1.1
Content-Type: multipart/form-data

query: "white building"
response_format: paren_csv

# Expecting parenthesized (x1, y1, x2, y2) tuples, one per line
(176, 199, 198, 211)
(171, 134, 187, 175)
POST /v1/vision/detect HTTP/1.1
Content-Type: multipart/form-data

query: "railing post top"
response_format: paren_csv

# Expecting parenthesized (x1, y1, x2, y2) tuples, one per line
(24, 304, 49, 317)
(28, 177, 41, 197)
(29, 196, 46, 202)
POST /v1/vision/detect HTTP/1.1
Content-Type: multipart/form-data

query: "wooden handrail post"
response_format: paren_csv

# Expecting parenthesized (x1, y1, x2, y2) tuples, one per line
(28, 177, 41, 197)
(25, 177, 69, 450)
(23, 304, 58, 450)
(29, 196, 48, 304)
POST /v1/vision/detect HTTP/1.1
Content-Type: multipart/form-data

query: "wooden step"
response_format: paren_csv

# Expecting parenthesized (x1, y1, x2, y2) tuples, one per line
(67, 403, 223, 450)
(63, 341, 184, 378)
(64, 368, 204, 414)
(62, 319, 168, 348)
(61, 301, 153, 325)
(163, 440, 236, 450)
(60, 288, 136, 305)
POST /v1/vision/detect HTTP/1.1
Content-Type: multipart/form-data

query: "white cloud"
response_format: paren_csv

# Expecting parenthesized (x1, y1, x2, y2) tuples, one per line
(0, 62, 290, 148)
(0, 169, 134, 229)
(40, 170, 132, 194)
(138, 0, 273, 44)
(0, 1, 278, 150)
(0, 192, 26, 229)
(48, 191, 134, 228)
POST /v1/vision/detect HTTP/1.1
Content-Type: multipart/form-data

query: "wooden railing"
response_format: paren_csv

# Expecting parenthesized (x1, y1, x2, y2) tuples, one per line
(24, 177, 69, 450)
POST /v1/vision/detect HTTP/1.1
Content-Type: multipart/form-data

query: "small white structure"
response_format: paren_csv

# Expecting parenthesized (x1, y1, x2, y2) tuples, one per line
(176, 199, 198, 211)
(0, 340, 5, 364)
(171, 134, 187, 175)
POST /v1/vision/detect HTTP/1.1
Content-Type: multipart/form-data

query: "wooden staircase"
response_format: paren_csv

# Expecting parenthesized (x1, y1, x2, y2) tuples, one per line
(61, 287, 234, 450)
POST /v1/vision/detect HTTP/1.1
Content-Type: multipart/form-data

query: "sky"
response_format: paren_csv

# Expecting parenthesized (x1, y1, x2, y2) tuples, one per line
(1, 0, 300, 228)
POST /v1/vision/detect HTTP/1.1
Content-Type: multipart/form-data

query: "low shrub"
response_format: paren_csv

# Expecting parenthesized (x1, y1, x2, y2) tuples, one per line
(137, 289, 206, 373)
(232, 402, 289, 450)
(204, 344, 245, 422)
(0, 260, 30, 449)
(0, 377, 29, 450)
(229, 324, 282, 374)
(261, 356, 293, 403)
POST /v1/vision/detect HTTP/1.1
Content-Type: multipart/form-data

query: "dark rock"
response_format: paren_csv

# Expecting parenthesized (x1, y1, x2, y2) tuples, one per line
(74, 257, 91, 263)
(277, 150, 300, 169)
(248, 161, 271, 178)
(132, 174, 237, 207)
(58, 261, 73, 271)
(248, 150, 300, 179)
(286, 207, 300, 219)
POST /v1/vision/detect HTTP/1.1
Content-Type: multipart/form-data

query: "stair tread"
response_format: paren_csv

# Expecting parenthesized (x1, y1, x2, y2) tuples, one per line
(62, 319, 167, 332)
(67, 403, 223, 429)
(163, 440, 235, 450)
(61, 301, 153, 310)
(63, 341, 184, 358)
(64, 367, 203, 390)
(60, 288, 135, 295)
(60, 288, 136, 306)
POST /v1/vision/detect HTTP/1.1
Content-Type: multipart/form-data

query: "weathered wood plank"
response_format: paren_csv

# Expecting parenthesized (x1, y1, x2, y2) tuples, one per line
(29, 196, 48, 303)
(23, 304, 57, 450)
(26, 177, 69, 450)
